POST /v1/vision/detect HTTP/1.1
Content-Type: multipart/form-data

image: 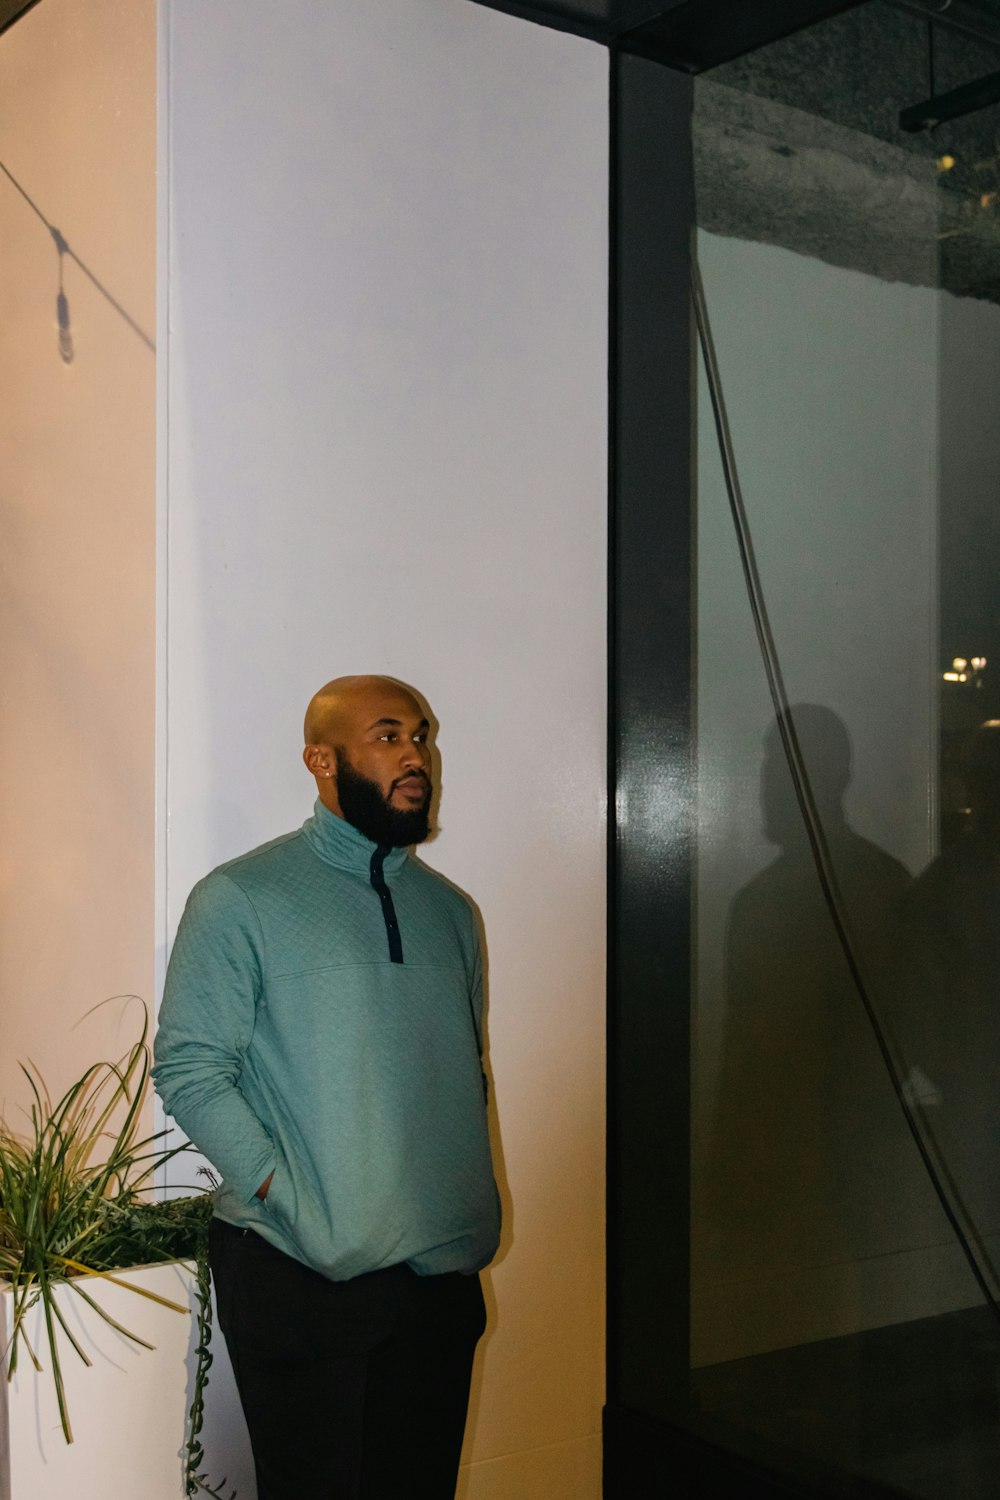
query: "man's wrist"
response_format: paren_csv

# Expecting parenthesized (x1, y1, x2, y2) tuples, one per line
(255, 1170, 274, 1201)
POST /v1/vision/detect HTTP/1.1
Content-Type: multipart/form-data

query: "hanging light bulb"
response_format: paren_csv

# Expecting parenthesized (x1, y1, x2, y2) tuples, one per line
(52, 226, 73, 364)
(57, 288, 73, 364)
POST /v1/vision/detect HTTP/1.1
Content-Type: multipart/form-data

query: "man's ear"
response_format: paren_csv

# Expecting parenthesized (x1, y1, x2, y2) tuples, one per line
(303, 744, 333, 780)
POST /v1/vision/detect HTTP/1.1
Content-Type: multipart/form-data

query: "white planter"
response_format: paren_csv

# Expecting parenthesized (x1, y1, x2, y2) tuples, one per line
(0, 1261, 255, 1500)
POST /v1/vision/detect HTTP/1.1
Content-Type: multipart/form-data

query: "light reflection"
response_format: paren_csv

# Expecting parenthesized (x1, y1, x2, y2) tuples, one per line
(943, 657, 988, 687)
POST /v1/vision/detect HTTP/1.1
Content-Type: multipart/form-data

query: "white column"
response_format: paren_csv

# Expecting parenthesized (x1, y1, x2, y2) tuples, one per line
(160, 3, 608, 1494)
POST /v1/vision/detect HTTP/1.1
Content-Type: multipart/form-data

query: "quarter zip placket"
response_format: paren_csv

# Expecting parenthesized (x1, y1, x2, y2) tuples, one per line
(369, 844, 404, 964)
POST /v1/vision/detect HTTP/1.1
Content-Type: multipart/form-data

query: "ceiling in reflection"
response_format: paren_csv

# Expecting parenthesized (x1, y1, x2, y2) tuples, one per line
(697, 1, 1000, 301)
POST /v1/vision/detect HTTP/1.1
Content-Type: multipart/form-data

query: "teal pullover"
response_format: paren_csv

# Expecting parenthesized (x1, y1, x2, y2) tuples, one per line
(153, 801, 500, 1280)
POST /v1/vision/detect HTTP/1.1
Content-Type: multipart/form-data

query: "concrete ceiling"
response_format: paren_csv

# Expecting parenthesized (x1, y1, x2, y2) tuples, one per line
(697, 0, 1000, 302)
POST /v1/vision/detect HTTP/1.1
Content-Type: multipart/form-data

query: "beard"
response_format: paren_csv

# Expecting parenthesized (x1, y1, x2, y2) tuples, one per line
(334, 747, 432, 848)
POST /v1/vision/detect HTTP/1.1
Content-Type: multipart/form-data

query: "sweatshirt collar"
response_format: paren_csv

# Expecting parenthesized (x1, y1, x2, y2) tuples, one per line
(301, 798, 410, 875)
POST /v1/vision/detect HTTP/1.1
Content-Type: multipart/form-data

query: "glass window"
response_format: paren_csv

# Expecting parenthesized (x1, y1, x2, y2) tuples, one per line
(688, 6, 1000, 1493)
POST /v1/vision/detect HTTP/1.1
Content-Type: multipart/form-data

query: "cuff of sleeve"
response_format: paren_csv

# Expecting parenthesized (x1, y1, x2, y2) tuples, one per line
(243, 1155, 278, 1206)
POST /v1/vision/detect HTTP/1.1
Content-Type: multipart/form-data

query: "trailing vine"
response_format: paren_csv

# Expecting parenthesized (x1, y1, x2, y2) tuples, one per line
(184, 1191, 235, 1499)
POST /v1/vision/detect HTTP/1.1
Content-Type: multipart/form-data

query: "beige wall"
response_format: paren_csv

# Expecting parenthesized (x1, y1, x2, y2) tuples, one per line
(0, 0, 156, 1114)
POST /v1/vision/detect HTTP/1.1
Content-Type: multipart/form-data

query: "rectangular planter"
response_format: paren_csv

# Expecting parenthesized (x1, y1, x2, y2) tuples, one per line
(0, 1260, 254, 1500)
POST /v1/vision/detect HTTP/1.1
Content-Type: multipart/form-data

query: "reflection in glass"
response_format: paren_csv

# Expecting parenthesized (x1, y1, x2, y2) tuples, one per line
(891, 722, 1000, 1297)
(686, 5, 1000, 1494)
(706, 706, 910, 1293)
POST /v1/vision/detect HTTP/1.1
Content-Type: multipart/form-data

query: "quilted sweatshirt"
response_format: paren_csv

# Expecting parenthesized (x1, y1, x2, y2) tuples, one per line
(153, 801, 500, 1281)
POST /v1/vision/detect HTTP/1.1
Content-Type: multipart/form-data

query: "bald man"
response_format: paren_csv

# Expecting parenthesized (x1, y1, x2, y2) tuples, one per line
(154, 676, 500, 1500)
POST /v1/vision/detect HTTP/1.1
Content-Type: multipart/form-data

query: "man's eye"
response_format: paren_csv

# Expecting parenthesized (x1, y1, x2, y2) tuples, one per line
(379, 732, 397, 743)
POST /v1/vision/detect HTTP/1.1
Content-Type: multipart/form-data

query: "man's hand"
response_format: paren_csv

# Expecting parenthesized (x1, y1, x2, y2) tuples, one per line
(255, 1171, 274, 1201)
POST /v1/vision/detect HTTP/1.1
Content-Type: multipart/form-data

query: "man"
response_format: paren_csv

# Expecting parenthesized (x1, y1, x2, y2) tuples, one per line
(154, 675, 500, 1500)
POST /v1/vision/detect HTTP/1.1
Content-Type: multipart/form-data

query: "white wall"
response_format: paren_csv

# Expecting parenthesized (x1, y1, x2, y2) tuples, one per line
(159, 3, 608, 1495)
(0, 0, 156, 1116)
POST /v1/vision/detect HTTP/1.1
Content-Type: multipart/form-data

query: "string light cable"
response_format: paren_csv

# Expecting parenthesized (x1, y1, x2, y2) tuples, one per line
(0, 157, 154, 355)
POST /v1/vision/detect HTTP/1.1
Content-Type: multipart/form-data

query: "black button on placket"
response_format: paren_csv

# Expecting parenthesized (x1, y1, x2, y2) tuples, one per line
(370, 845, 404, 964)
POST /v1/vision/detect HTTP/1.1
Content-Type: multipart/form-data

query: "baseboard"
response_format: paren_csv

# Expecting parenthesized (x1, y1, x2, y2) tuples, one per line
(692, 1236, 997, 1366)
(457, 1432, 601, 1500)
(601, 1403, 908, 1500)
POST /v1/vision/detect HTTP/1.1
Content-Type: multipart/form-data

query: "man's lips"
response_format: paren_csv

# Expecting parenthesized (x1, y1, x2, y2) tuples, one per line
(393, 775, 430, 798)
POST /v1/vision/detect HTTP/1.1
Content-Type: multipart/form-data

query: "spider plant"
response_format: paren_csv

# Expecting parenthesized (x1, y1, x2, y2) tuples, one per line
(0, 1001, 232, 1497)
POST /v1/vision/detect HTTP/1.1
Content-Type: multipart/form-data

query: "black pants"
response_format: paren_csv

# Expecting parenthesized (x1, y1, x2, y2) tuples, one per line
(210, 1217, 487, 1500)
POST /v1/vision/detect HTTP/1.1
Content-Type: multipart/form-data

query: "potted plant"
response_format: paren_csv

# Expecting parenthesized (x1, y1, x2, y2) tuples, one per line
(0, 1002, 232, 1498)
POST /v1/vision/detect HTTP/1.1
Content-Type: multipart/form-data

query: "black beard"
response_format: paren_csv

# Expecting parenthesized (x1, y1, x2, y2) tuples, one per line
(334, 748, 432, 848)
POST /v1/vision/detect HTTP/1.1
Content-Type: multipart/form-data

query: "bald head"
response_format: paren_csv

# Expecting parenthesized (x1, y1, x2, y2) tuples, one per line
(303, 675, 420, 747)
(302, 675, 433, 843)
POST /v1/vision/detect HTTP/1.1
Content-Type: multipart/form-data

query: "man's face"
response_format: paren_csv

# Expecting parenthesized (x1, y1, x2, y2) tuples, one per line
(331, 690, 433, 847)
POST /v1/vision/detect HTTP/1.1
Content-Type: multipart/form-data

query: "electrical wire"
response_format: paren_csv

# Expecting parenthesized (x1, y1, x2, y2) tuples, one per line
(691, 254, 1000, 1324)
(0, 158, 155, 353)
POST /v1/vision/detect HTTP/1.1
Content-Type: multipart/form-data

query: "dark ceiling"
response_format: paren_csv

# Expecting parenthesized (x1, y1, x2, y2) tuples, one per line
(466, 0, 678, 29)
(470, 0, 1000, 70)
(470, 0, 875, 69)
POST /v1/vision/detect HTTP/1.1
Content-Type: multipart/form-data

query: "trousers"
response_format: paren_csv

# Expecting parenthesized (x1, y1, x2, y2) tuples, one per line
(209, 1216, 487, 1500)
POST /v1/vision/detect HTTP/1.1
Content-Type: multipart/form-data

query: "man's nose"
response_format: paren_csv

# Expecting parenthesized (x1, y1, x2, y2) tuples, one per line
(400, 740, 429, 769)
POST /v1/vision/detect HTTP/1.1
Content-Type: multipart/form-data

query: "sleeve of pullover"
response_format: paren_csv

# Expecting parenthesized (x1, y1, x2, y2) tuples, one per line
(153, 873, 276, 1205)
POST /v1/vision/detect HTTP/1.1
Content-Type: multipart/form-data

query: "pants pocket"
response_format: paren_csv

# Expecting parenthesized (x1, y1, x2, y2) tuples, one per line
(213, 1224, 399, 1371)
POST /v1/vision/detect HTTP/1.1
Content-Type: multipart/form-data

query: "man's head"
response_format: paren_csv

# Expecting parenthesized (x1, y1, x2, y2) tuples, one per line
(761, 704, 852, 847)
(303, 675, 433, 847)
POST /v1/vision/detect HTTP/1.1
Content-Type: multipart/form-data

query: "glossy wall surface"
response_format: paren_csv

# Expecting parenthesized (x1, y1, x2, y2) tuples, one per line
(682, 25, 1000, 1493)
(692, 228, 943, 1364)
